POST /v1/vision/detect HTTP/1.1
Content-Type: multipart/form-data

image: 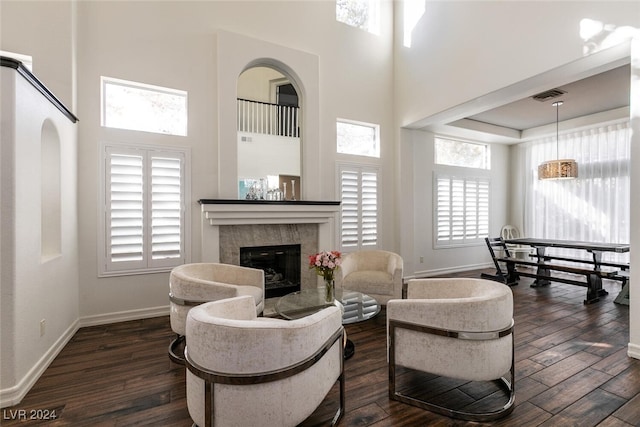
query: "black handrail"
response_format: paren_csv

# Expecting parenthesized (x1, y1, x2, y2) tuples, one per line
(1, 56, 78, 123)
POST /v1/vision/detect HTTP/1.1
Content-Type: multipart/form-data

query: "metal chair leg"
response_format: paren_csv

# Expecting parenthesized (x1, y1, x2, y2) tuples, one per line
(168, 334, 186, 364)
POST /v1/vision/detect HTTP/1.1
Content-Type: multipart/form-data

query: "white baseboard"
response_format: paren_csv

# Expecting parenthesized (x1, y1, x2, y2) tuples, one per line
(79, 305, 170, 328)
(1, 306, 171, 408)
(0, 319, 79, 408)
(407, 262, 493, 280)
(628, 343, 640, 360)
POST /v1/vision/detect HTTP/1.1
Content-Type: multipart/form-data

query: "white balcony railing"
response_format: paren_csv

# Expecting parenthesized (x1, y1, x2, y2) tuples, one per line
(237, 98, 299, 138)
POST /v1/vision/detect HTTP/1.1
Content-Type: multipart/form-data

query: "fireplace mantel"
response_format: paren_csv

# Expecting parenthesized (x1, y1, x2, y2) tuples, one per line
(199, 199, 341, 226)
(199, 199, 341, 263)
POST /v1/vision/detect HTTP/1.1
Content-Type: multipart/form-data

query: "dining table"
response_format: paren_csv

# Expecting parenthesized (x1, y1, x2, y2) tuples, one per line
(503, 237, 629, 304)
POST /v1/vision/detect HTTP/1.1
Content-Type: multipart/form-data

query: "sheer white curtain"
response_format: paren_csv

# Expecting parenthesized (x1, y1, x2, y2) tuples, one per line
(522, 120, 630, 263)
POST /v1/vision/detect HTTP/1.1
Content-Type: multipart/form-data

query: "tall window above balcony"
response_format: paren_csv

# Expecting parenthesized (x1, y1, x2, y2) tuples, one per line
(336, 0, 380, 35)
(435, 137, 490, 170)
(337, 119, 380, 158)
(101, 77, 187, 136)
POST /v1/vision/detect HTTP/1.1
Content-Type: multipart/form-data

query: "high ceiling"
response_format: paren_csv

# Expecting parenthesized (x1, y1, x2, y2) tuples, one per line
(465, 64, 630, 131)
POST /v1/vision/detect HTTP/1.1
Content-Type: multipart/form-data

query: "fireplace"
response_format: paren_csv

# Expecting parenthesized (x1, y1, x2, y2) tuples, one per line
(240, 244, 301, 298)
(198, 199, 341, 294)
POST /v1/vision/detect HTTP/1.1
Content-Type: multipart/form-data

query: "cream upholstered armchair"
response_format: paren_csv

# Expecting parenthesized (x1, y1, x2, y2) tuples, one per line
(169, 263, 264, 363)
(387, 278, 515, 422)
(185, 295, 345, 427)
(338, 250, 403, 305)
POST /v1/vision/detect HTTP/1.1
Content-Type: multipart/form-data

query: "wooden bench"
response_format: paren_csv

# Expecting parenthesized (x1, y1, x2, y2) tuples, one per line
(613, 270, 630, 305)
(482, 237, 625, 304)
(531, 254, 629, 305)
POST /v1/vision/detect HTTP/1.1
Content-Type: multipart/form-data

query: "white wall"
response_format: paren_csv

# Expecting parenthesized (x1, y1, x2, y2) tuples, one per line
(0, 0, 395, 404)
(0, 68, 80, 406)
(628, 37, 640, 359)
(394, 1, 640, 127)
(3, 0, 637, 405)
(394, 0, 640, 357)
(237, 132, 301, 180)
(72, 1, 395, 321)
(0, 1, 80, 406)
(400, 129, 509, 277)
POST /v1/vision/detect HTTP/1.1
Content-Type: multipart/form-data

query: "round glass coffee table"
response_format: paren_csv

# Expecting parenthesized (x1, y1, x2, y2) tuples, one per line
(275, 288, 380, 359)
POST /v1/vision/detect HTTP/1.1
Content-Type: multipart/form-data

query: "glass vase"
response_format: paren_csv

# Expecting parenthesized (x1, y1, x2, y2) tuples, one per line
(324, 278, 335, 303)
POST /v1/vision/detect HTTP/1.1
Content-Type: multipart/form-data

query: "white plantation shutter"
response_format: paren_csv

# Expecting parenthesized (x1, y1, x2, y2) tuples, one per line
(361, 172, 378, 246)
(435, 174, 489, 247)
(339, 166, 379, 250)
(151, 156, 182, 264)
(340, 170, 359, 248)
(103, 145, 187, 275)
(108, 152, 144, 265)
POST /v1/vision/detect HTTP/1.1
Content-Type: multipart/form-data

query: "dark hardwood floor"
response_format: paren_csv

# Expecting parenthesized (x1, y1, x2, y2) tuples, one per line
(3, 268, 639, 426)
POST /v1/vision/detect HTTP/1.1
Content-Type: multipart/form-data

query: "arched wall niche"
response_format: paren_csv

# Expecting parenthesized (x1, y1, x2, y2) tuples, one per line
(41, 118, 61, 260)
(216, 30, 320, 200)
(237, 59, 303, 200)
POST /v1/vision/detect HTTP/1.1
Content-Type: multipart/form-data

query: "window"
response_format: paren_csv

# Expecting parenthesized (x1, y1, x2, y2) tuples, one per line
(336, 0, 380, 34)
(337, 119, 380, 158)
(522, 121, 630, 264)
(435, 137, 490, 170)
(339, 165, 378, 250)
(434, 175, 489, 247)
(101, 77, 187, 136)
(100, 144, 189, 276)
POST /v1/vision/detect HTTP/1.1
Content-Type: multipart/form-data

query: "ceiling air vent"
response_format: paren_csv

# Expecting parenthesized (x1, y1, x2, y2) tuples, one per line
(531, 88, 567, 102)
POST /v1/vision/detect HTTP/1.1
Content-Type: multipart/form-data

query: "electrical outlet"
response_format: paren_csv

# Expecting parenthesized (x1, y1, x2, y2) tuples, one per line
(40, 319, 46, 337)
(419, 256, 424, 263)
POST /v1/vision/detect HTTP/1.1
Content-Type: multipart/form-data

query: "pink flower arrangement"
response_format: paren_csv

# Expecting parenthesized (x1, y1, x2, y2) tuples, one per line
(308, 250, 342, 282)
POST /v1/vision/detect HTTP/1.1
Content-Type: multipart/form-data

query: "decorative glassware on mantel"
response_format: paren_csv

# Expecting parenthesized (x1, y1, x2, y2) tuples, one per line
(309, 250, 342, 303)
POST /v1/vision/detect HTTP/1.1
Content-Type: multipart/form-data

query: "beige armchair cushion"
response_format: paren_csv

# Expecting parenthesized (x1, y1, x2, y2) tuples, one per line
(388, 277, 513, 381)
(186, 295, 343, 427)
(169, 263, 264, 336)
(387, 277, 515, 421)
(339, 250, 403, 304)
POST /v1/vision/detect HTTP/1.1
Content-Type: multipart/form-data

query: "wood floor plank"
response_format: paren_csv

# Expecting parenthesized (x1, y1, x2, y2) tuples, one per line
(529, 351, 603, 387)
(611, 392, 640, 426)
(600, 364, 640, 399)
(529, 367, 613, 414)
(3, 268, 639, 427)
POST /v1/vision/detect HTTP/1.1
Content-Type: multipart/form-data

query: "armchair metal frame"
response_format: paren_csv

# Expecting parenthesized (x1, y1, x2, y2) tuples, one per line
(186, 327, 346, 427)
(168, 293, 207, 364)
(388, 318, 515, 422)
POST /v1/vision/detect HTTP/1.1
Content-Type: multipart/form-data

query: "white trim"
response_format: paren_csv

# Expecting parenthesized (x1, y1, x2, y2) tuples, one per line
(200, 202, 340, 263)
(0, 306, 171, 407)
(628, 343, 640, 360)
(79, 306, 170, 328)
(98, 141, 191, 277)
(410, 262, 494, 280)
(433, 173, 490, 249)
(336, 162, 380, 252)
(0, 320, 79, 408)
(100, 76, 188, 136)
(336, 118, 381, 158)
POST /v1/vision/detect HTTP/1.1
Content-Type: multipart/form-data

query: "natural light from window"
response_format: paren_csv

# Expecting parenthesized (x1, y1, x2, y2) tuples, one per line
(403, 0, 426, 48)
(579, 18, 639, 55)
(101, 77, 187, 136)
(337, 119, 380, 158)
(336, 0, 380, 35)
(435, 137, 490, 170)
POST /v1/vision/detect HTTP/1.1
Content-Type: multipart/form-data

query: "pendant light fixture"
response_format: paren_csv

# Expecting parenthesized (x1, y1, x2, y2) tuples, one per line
(537, 101, 578, 180)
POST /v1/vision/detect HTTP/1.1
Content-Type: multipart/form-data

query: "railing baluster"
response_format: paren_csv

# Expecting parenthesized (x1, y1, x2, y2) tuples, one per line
(236, 98, 299, 138)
